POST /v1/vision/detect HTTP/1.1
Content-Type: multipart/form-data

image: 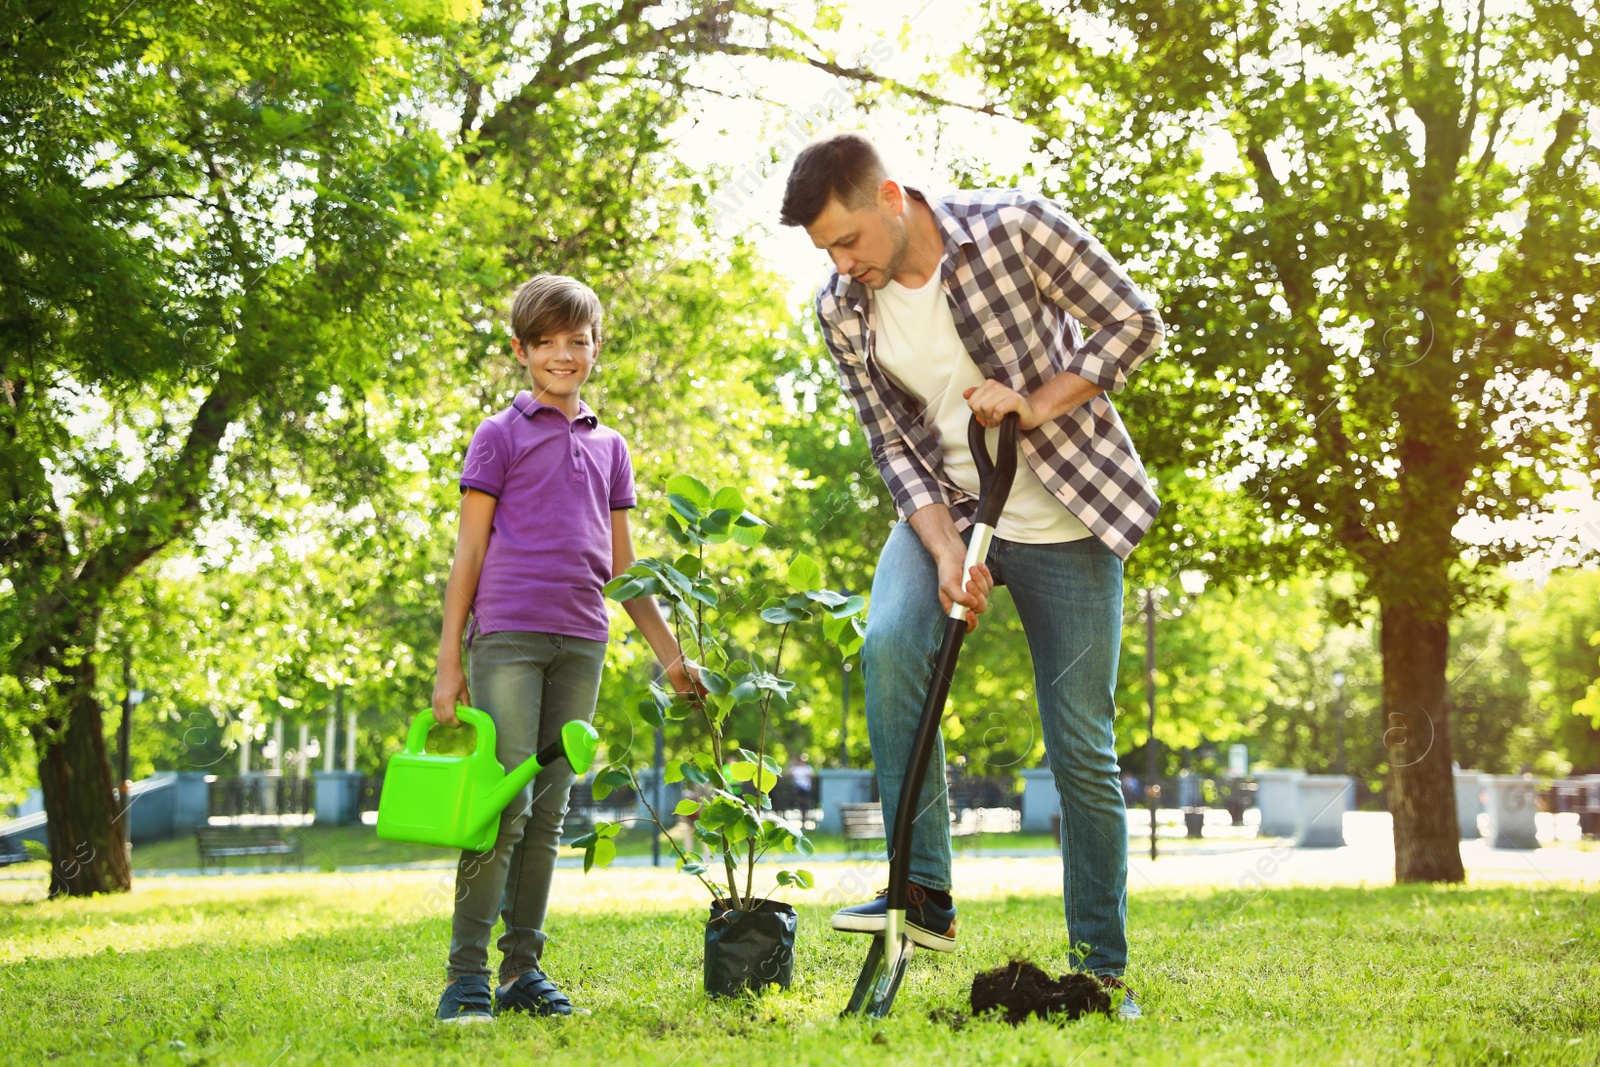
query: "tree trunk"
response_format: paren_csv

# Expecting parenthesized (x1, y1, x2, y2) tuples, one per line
(27, 624, 132, 897)
(1379, 595, 1464, 884)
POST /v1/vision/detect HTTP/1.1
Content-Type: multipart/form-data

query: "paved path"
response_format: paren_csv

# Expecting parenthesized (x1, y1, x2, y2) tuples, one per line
(8, 812, 1587, 894)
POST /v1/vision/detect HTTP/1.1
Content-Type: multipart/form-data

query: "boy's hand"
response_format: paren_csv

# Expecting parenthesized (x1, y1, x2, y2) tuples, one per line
(433, 663, 469, 727)
(666, 660, 707, 700)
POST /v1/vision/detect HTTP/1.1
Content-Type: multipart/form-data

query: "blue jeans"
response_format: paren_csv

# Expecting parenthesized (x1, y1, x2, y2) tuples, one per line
(861, 521, 1129, 975)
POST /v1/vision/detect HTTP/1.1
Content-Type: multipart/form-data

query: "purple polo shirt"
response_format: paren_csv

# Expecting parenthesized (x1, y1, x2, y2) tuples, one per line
(458, 391, 636, 645)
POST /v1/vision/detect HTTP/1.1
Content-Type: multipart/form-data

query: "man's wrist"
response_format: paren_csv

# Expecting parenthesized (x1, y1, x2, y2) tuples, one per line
(907, 503, 963, 557)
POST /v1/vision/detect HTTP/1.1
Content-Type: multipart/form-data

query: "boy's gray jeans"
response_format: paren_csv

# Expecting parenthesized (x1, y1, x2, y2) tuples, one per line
(446, 629, 605, 985)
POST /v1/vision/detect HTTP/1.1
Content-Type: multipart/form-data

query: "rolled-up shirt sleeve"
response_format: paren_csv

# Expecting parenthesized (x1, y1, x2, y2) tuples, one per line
(1013, 200, 1165, 393)
(815, 286, 948, 520)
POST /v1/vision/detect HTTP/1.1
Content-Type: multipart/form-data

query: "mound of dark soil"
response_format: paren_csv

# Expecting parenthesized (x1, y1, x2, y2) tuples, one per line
(969, 960, 1112, 1025)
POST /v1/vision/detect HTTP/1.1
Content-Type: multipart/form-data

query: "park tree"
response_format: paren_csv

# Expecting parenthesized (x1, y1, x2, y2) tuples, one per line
(1, 0, 462, 896)
(974, 0, 1600, 881)
(2, 0, 972, 895)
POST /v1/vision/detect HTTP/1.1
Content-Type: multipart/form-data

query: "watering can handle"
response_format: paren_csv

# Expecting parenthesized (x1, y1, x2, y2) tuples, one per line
(405, 706, 496, 757)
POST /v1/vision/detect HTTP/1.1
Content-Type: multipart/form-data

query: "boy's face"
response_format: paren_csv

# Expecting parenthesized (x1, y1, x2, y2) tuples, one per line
(513, 324, 597, 403)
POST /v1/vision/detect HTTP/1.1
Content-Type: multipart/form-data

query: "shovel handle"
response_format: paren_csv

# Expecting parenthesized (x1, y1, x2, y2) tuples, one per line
(883, 412, 1019, 912)
(967, 411, 1020, 528)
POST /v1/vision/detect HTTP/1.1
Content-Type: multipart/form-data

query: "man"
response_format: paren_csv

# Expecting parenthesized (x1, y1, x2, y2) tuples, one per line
(779, 133, 1164, 1019)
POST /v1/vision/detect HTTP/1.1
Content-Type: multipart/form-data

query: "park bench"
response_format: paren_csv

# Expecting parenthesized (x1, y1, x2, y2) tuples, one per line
(561, 779, 637, 842)
(195, 826, 303, 872)
(839, 802, 885, 854)
(839, 802, 982, 854)
(0, 836, 30, 867)
(1546, 779, 1600, 837)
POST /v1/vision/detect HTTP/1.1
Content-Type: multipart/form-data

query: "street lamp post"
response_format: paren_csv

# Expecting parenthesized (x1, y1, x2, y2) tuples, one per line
(840, 659, 852, 768)
(1143, 586, 1159, 862)
(838, 588, 853, 769)
(1144, 572, 1209, 862)
(1333, 670, 1347, 778)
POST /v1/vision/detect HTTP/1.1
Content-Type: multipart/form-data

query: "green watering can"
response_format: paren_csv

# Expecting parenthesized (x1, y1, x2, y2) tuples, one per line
(376, 707, 600, 852)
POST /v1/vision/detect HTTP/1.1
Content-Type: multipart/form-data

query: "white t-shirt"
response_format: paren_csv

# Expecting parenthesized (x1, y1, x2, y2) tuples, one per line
(872, 266, 1092, 544)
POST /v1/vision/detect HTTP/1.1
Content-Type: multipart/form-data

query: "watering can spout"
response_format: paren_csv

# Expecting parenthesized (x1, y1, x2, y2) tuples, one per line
(474, 719, 601, 831)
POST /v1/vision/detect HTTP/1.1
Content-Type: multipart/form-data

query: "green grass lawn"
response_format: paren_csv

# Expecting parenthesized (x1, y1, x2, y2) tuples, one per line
(1, 864, 1594, 1066)
(118, 824, 1066, 873)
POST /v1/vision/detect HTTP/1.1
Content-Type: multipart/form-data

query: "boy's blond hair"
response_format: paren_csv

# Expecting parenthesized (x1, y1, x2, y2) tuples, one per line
(509, 274, 604, 345)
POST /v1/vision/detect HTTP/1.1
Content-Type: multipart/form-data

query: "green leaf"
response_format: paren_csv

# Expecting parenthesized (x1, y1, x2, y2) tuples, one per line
(794, 869, 814, 889)
(636, 696, 665, 729)
(665, 474, 712, 509)
(674, 553, 702, 577)
(828, 594, 867, 619)
(673, 798, 702, 816)
(711, 486, 745, 513)
(664, 760, 685, 785)
(667, 493, 702, 523)
(823, 613, 849, 642)
(603, 575, 643, 601)
(731, 511, 767, 546)
(663, 512, 691, 545)
(786, 553, 822, 592)
(805, 589, 847, 608)
(569, 831, 598, 849)
(589, 837, 616, 871)
(760, 604, 805, 624)
(697, 796, 743, 831)
(700, 669, 731, 696)
(591, 767, 631, 801)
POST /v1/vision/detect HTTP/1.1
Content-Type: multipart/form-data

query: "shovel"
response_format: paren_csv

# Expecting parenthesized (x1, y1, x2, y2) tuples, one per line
(376, 706, 600, 852)
(844, 411, 1020, 1019)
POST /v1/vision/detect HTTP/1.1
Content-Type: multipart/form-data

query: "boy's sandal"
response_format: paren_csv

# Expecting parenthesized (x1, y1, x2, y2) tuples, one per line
(496, 969, 588, 1017)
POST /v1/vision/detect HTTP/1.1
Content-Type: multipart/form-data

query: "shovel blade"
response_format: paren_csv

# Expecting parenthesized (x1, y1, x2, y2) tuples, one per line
(842, 933, 913, 1019)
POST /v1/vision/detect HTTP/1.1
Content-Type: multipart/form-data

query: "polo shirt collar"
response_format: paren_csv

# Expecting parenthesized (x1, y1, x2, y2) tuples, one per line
(513, 390, 598, 426)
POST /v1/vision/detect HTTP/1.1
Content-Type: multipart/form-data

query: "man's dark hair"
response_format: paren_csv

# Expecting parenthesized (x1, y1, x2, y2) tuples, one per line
(779, 133, 886, 228)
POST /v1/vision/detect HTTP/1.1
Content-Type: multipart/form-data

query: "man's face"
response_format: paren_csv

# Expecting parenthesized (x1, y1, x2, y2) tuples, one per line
(803, 182, 909, 290)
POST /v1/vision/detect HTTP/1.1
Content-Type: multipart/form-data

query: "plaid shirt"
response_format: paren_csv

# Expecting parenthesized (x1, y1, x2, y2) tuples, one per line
(814, 187, 1165, 559)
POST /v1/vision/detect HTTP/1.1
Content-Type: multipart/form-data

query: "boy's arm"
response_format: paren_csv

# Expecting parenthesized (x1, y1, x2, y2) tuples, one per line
(433, 487, 496, 726)
(611, 508, 699, 695)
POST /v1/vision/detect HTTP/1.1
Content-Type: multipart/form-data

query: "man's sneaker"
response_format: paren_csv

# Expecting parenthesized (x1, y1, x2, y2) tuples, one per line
(830, 884, 958, 952)
(1097, 974, 1142, 1019)
(436, 975, 494, 1023)
(496, 969, 588, 1017)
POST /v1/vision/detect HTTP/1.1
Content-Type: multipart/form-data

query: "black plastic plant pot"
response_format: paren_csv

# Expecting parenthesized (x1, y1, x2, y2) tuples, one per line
(704, 898, 797, 997)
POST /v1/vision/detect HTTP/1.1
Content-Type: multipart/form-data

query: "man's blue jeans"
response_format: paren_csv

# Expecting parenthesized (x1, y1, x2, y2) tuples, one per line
(861, 520, 1129, 975)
